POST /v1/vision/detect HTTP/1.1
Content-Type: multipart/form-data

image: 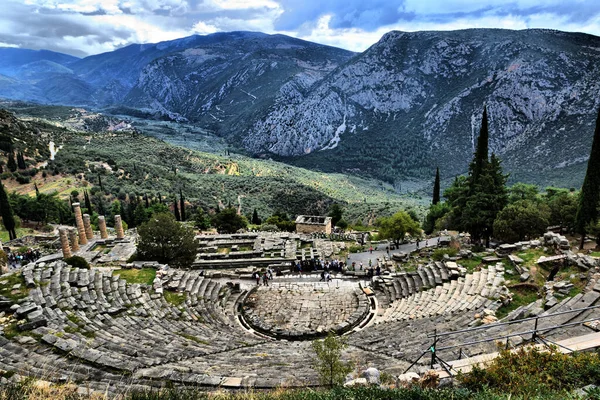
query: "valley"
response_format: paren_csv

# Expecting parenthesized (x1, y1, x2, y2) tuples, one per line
(1, 29, 599, 190)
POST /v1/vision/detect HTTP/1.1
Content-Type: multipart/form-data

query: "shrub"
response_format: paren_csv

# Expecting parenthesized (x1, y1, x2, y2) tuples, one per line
(458, 346, 600, 397)
(40, 224, 54, 233)
(64, 256, 90, 269)
(15, 174, 30, 184)
(432, 248, 458, 261)
(348, 245, 364, 253)
(311, 332, 354, 387)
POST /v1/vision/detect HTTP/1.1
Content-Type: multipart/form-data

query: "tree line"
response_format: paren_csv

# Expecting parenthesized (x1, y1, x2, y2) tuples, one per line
(421, 106, 600, 247)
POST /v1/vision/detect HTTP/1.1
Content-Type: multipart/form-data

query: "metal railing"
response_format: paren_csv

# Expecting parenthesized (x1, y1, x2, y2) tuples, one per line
(404, 303, 600, 375)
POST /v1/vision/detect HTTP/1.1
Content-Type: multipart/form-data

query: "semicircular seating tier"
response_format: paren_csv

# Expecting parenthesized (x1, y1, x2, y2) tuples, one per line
(1, 259, 599, 395)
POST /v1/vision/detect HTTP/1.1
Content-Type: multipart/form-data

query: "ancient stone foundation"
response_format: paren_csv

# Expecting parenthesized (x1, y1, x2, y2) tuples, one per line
(83, 214, 93, 240)
(73, 203, 87, 245)
(59, 228, 71, 258)
(98, 216, 108, 239)
(115, 215, 125, 239)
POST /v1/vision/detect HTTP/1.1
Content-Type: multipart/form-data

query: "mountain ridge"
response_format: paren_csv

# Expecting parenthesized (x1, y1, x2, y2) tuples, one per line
(1, 28, 599, 189)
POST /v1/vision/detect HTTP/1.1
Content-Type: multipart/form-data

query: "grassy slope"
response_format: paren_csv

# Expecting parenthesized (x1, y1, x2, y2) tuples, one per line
(2, 107, 424, 223)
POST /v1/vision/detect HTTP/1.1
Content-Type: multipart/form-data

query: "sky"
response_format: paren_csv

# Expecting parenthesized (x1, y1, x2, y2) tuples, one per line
(2, 0, 600, 57)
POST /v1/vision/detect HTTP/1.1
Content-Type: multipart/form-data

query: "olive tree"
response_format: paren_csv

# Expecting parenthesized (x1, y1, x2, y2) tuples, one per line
(137, 212, 199, 268)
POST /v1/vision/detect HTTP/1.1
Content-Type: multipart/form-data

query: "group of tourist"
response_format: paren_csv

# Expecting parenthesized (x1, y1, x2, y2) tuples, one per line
(349, 260, 381, 277)
(292, 258, 345, 275)
(7, 248, 41, 269)
(252, 268, 274, 286)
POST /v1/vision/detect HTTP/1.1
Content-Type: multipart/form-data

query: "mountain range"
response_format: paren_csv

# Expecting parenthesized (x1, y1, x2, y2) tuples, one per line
(1, 29, 599, 189)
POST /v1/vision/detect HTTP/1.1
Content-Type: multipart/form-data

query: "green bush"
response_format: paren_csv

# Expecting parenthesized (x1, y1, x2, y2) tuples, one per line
(458, 346, 600, 397)
(348, 245, 364, 253)
(432, 247, 458, 261)
(64, 256, 90, 269)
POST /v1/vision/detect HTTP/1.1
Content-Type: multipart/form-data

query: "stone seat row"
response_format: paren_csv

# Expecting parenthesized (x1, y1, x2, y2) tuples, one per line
(365, 279, 600, 368)
(375, 261, 454, 303)
(160, 269, 245, 329)
(349, 304, 483, 364)
(373, 265, 506, 325)
(14, 262, 263, 374)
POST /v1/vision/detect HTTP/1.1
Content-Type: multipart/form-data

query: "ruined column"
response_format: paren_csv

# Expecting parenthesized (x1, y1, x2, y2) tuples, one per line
(114, 215, 125, 240)
(83, 214, 93, 240)
(69, 228, 79, 252)
(98, 216, 108, 239)
(73, 203, 87, 245)
(59, 228, 72, 259)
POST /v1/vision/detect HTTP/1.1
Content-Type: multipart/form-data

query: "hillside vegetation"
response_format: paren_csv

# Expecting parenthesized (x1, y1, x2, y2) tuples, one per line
(0, 107, 422, 224)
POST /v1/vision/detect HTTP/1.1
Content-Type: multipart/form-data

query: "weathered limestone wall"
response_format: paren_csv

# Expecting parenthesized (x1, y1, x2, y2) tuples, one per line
(296, 222, 332, 235)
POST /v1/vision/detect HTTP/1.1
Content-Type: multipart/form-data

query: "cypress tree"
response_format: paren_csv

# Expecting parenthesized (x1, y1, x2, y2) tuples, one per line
(470, 106, 489, 187)
(432, 167, 441, 205)
(17, 152, 26, 169)
(145, 194, 150, 208)
(173, 199, 181, 221)
(34, 182, 40, 197)
(252, 209, 261, 225)
(84, 190, 93, 213)
(98, 175, 104, 191)
(7, 152, 16, 172)
(179, 189, 185, 221)
(96, 194, 106, 216)
(576, 107, 600, 248)
(0, 179, 17, 240)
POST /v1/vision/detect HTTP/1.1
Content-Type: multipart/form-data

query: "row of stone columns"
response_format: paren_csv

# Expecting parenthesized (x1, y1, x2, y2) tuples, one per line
(60, 202, 125, 258)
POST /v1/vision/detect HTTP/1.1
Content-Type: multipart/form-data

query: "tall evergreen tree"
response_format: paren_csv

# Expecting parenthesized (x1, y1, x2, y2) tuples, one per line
(144, 194, 150, 208)
(98, 175, 104, 191)
(84, 190, 93, 213)
(445, 107, 507, 246)
(17, 152, 26, 170)
(0, 179, 17, 240)
(470, 106, 489, 186)
(173, 199, 181, 221)
(179, 189, 185, 221)
(95, 193, 106, 216)
(576, 107, 600, 248)
(34, 182, 40, 197)
(251, 208, 261, 225)
(432, 167, 441, 205)
(7, 152, 16, 172)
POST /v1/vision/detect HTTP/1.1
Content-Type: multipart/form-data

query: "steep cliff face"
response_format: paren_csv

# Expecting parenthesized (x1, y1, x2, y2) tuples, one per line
(124, 33, 356, 132)
(1, 29, 599, 188)
(243, 29, 600, 186)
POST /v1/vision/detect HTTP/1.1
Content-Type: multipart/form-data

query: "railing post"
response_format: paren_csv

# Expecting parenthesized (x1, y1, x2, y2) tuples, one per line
(430, 329, 437, 369)
(533, 317, 539, 342)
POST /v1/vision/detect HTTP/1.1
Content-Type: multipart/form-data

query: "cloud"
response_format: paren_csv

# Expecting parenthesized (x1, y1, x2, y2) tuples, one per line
(1, 0, 600, 56)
